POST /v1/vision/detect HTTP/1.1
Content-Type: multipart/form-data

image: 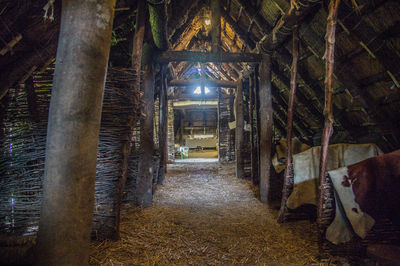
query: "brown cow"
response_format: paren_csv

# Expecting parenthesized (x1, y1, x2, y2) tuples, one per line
(343, 149, 400, 225)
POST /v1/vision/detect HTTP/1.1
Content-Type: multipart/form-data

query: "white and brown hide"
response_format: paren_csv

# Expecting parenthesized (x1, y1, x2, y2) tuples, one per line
(286, 143, 383, 209)
(326, 150, 400, 244)
(272, 138, 310, 173)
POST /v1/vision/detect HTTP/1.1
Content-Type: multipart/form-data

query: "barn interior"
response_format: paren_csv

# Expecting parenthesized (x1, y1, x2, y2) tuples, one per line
(1, 0, 400, 264)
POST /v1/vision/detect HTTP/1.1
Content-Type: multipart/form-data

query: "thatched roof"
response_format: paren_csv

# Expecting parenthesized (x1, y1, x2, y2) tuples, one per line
(0, 0, 399, 151)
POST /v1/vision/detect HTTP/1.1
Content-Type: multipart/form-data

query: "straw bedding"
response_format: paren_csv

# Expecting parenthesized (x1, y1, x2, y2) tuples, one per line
(90, 159, 319, 265)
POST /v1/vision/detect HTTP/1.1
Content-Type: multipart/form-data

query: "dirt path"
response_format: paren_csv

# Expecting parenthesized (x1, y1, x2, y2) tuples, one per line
(90, 160, 318, 265)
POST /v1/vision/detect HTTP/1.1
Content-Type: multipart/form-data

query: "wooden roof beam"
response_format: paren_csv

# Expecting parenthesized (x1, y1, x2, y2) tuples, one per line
(155, 51, 262, 63)
(168, 1, 205, 46)
(256, 0, 321, 52)
(235, 0, 272, 34)
(220, 5, 256, 49)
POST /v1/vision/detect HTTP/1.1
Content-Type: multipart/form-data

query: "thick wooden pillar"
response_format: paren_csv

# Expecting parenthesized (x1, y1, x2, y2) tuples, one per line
(136, 45, 155, 207)
(35, 0, 116, 264)
(235, 80, 245, 178)
(249, 71, 259, 185)
(318, 0, 340, 252)
(258, 55, 273, 203)
(158, 66, 168, 184)
(211, 0, 221, 53)
(278, 26, 299, 223)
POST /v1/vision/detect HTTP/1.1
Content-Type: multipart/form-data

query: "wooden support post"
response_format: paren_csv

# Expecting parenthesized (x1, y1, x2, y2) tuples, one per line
(249, 71, 259, 185)
(132, 0, 146, 71)
(136, 45, 155, 207)
(211, 0, 221, 52)
(158, 65, 168, 184)
(35, 0, 116, 264)
(258, 55, 273, 203)
(114, 0, 146, 239)
(278, 26, 299, 223)
(318, 0, 340, 253)
(235, 80, 244, 178)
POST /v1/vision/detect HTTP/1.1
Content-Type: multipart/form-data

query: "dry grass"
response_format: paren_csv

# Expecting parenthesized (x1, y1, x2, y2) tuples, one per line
(90, 160, 319, 265)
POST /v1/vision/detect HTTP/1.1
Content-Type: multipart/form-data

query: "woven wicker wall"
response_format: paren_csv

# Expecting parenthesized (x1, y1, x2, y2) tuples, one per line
(167, 101, 174, 161)
(92, 68, 138, 240)
(0, 67, 143, 240)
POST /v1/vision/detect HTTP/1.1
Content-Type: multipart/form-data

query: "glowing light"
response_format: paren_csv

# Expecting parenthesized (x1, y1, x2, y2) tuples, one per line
(194, 86, 210, 94)
(193, 134, 214, 139)
(205, 18, 211, 25)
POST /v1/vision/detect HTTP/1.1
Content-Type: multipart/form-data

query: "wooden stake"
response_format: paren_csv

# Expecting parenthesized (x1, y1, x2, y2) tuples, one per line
(278, 26, 299, 223)
(259, 55, 273, 203)
(318, 0, 340, 253)
(35, 0, 116, 264)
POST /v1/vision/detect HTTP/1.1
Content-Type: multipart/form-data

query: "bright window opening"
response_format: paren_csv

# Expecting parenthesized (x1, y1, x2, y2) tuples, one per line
(194, 86, 210, 94)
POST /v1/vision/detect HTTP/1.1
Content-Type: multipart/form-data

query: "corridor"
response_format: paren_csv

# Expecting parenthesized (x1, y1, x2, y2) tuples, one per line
(90, 160, 318, 265)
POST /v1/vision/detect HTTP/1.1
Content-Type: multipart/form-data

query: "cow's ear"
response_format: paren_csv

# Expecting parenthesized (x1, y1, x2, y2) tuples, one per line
(342, 175, 351, 187)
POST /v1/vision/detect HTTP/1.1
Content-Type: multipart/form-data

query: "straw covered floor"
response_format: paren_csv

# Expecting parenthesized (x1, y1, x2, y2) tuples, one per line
(90, 159, 318, 265)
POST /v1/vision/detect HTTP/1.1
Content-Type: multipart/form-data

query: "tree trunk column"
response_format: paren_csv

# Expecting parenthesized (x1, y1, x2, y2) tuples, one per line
(259, 55, 273, 203)
(35, 0, 116, 265)
(136, 45, 155, 207)
(235, 80, 245, 179)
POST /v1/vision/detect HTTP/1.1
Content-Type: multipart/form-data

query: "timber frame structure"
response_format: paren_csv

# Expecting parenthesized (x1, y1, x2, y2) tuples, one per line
(0, 0, 399, 264)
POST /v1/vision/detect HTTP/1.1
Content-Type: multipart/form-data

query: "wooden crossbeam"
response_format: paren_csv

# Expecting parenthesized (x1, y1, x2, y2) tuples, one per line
(168, 79, 237, 88)
(155, 51, 262, 63)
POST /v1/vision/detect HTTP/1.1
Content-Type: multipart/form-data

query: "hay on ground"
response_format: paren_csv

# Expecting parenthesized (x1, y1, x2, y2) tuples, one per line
(90, 160, 319, 265)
